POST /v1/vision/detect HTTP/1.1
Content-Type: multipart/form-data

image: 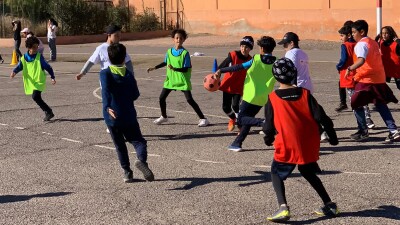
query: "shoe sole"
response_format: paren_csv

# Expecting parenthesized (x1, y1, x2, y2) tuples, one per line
(352, 136, 369, 142)
(134, 161, 154, 181)
(367, 124, 376, 129)
(228, 147, 242, 152)
(124, 178, 134, 183)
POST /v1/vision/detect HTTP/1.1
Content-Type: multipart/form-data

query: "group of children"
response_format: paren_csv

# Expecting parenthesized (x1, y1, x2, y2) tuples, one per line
(9, 19, 400, 222)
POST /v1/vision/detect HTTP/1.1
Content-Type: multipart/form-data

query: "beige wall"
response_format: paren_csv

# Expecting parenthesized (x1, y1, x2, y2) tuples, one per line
(121, 0, 400, 41)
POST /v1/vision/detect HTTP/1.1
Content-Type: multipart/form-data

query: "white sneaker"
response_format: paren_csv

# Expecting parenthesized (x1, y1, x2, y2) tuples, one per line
(320, 131, 329, 143)
(106, 128, 110, 133)
(153, 116, 168, 125)
(198, 118, 210, 127)
(259, 130, 265, 135)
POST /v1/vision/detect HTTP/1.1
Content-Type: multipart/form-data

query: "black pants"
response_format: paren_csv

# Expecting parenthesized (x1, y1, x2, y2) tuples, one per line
(159, 88, 205, 119)
(339, 81, 347, 104)
(271, 160, 332, 206)
(222, 92, 241, 119)
(32, 90, 52, 113)
(14, 39, 22, 60)
(386, 77, 400, 90)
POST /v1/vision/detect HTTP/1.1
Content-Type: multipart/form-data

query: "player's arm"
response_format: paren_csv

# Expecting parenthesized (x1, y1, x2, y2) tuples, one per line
(40, 54, 56, 84)
(215, 59, 252, 79)
(100, 70, 116, 119)
(76, 48, 100, 80)
(336, 44, 348, 71)
(262, 97, 276, 146)
(168, 51, 191, 72)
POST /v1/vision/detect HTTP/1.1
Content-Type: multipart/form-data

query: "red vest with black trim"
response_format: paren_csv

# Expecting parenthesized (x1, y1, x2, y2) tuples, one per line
(339, 42, 356, 88)
(380, 40, 400, 79)
(219, 51, 252, 95)
(269, 88, 320, 165)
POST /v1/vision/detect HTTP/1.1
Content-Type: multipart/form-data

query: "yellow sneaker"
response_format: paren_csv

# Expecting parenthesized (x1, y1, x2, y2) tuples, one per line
(267, 205, 290, 222)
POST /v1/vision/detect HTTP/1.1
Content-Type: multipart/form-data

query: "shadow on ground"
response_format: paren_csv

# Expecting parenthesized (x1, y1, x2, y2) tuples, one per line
(0, 192, 73, 204)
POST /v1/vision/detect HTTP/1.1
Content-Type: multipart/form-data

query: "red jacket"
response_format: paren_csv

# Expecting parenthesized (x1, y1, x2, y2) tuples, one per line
(380, 40, 400, 79)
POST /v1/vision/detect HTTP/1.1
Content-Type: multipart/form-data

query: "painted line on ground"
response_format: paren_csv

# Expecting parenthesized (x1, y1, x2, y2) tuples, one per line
(343, 171, 381, 175)
(251, 165, 271, 168)
(0, 123, 8, 126)
(15, 127, 25, 130)
(61, 138, 83, 143)
(42, 132, 53, 135)
(193, 159, 226, 164)
(94, 145, 115, 150)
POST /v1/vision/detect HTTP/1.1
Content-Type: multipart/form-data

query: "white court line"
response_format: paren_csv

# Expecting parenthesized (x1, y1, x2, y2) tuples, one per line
(0, 123, 8, 126)
(193, 159, 226, 164)
(42, 132, 53, 135)
(94, 145, 115, 150)
(343, 171, 381, 175)
(61, 138, 83, 143)
(15, 127, 25, 130)
(251, 165, 271, 168)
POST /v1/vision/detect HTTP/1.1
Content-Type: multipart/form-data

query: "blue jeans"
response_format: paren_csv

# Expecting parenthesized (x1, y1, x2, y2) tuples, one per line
(354, 102, 397, 132)
(230, 101, 264, 147)
(107, 122, 148, 172)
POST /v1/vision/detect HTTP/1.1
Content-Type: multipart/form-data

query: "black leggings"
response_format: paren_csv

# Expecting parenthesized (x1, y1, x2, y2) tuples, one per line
(271, 163, 331, 206)
(32, 90, 52, 113)
(222, 92, 241, 119)
(159, 88, 205, 119)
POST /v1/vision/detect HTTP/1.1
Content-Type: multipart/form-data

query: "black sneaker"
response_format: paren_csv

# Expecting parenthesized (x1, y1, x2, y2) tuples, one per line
(134, 160, 154, 181)
(335, 103, 348, 112)
(43, 112, 55, 121)
(350, 130, 369, 141)
(315, 202, 339, 217)
(123, 170, 134, 183)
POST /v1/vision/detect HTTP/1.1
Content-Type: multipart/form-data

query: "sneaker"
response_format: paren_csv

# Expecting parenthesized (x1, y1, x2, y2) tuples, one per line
(320, 131, 329, 143)
(366, 118, 375, 129)
(315, 202, 339, 217)
(267, 205, 291, 222)
(335, 103, 348, 112)
(123, 171, 134, 183)
(259, 130, 265, 135)
(227, 119, 236, 131)
(350, 130, 369, 141)
(228, 145, 242, 152)
(0, 59, 4, 64)
(106, 128, 110, 133)
(43, 111, 55, 121)
(134, 160, 154, 181)
(198, 118, 210, 127)
(153, 116, 168, 125)
(385, 130, 400, 142)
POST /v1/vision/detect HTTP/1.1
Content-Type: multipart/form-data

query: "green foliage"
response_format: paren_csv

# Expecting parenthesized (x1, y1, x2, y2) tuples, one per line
(131, 8, 161, 32)
(2, 0, 162, 36)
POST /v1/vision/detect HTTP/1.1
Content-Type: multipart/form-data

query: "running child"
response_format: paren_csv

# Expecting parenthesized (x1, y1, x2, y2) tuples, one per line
(337, 25, 375, 129)
(147, 28, 209, 127)
(346, 19, 400, 142)
(100, 43, 154, 183)
(376, 26, 400, 90)
(214, 36, 276, 152)
(263, 58, 339, 222)
(217, 36, 253, 131)
(10, 36, 56, 121)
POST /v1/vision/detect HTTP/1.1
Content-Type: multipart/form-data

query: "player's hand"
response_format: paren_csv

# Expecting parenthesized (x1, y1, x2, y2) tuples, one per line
(108, 108, 117, 119)
(76, 73, 85, 80)
(51, 79, 56, 85)
(213, 70, 221, 79)
(10, 72, 16, 79)
(167, 64, 175, 71)
(344, 68, 351, 79)
(147, 67, 155, 73)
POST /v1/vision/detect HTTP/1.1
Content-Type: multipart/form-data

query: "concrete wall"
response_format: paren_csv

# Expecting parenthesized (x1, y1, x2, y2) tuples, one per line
(0, 30, 170, 48)
(123, 0, 400, 40)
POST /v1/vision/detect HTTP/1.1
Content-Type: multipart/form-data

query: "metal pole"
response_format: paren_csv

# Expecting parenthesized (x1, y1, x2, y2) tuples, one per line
(377, 0, 382, 35)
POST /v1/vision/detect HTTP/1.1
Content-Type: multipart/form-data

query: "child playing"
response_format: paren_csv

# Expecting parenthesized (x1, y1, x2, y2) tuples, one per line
(376, 26, 400, 90)
(76, 24, 133, 80)
(147, 29, 209, 127)
(11, 36, 56, 121)
(346, 20, 400, 142)
(214, 36, 276, 152)
(337, 25, 375, 129)
(217, 36, 253, 131)
(263, 58, 339, 222)
(0, 53, 3, 63)
(277, 32, 313, 93)
(21, 28, 45, 55)
(100, 43, 154, 183)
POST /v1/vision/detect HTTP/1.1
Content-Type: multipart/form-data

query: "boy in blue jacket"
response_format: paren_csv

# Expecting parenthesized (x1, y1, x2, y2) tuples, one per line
(100, 43, 154, 183)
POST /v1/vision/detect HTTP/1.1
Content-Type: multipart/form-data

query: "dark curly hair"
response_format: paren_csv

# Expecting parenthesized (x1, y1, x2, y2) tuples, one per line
(171, 29, 188, 39)
(257, 36, 276, 53)
(25, 36, 40, 49)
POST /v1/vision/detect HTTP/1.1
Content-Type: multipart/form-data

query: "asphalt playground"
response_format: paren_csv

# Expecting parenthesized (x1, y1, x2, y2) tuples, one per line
(0, 36, 399, 225)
